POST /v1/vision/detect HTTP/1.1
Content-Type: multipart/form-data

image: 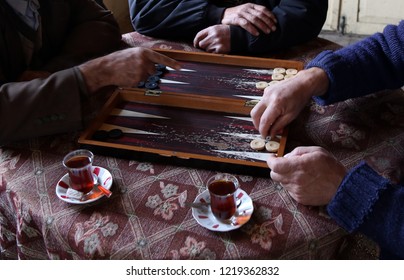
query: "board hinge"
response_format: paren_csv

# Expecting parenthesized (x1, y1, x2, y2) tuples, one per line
(145, 90, 162, 96)
(244, 100, 259, 107)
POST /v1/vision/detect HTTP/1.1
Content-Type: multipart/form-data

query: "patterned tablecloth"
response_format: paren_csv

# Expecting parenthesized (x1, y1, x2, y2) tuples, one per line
(1, 33, 393, 260)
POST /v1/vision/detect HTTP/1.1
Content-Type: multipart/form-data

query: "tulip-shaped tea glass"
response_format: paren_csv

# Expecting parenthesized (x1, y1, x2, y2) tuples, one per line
(62, 149, 97, 194)
(207, 173, 239, 222)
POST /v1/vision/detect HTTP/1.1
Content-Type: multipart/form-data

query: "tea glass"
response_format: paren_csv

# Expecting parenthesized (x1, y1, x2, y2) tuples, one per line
(62, 149, 97, 194)
(207, 173, 239, 222)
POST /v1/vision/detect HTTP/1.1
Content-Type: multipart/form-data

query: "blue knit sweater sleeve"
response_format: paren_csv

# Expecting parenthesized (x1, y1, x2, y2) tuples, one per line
(314, 21, 404, 259)
(307, 21, 404, 105)
(327, 162, 404, 259)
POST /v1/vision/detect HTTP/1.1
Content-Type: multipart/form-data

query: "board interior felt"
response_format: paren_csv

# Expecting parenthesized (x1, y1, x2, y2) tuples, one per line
(78, 50, 302, 173)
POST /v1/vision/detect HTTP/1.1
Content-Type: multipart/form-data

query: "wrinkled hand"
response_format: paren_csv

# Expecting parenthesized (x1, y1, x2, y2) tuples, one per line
(267, 146, 347, 206)
(251, 68, 329, 138)
(78, 47, 181, 93)
(222, 3, 277, 36)
(194, 25, 231, 53)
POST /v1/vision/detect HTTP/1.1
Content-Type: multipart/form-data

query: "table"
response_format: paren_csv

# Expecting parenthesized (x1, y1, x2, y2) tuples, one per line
(1, 32, 392, 260)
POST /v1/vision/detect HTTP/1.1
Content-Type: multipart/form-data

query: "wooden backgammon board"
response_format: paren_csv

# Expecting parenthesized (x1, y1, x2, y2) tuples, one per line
(78, 50, 303, 175)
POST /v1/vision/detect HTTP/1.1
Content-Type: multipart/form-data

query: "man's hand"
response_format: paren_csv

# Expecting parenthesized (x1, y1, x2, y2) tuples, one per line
(194, 25, 231, 53)
(222, 3, 277, 36)
(267, 146, 347, 206)
(251, 68, 330, 138)
(78, 47, 181, 93)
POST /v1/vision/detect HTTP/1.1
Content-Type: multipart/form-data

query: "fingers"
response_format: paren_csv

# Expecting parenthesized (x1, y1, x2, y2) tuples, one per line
(268, 114, 289, 139)
(79, 47, 182, 92)
(267, 151, 306, 201)
(267, 146, 328, 178)
(250, 95, 284, 138)
(267, 154, 294, 188)
(132, 47, 183, 83)
(195, 35, 218, 53)
(140, 48, 181, 71)
(250, 101, 267, 132)
(251, 84, 285, 138)
(286, 146, 324, 157)
(222, 4, 277, 36)
(194, 30, 211, 50)
(269, 170, 284, 184)
(259, 103, 284, 138)
(251, 74, 314, 138)
(193, 26, 231, 53)
(193, 30, 206, 49)
(242, 5, 277, 34)
(252, 4, 277, 30)
(271, 147, 345, 206)
(266, 153, 293, 175)
(228, 17, 261, 36)
(152, 52, 182, 71)
(267, 147, 318, 178)
(267, 154, 296, 199)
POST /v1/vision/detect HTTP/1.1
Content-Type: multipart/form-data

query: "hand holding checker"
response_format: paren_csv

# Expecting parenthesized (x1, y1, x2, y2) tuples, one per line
(78, 47, 181, 93)
(250, 67, 329, 139)
(267, 146, 347, 206)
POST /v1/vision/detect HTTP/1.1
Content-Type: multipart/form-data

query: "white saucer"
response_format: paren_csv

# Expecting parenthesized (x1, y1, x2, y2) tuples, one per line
(192, 189, 254, 232)
(56, 166, 113, 204)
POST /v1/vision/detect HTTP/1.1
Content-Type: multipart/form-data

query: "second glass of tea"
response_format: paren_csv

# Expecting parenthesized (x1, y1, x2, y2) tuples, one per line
(207, 173, 239, 222)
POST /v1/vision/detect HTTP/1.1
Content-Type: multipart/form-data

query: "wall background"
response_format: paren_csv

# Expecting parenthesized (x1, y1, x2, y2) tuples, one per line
(103, 0, 134, 34)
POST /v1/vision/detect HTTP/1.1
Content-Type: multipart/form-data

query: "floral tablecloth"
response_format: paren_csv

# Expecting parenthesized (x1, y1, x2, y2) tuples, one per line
(1, 33, 390, 260)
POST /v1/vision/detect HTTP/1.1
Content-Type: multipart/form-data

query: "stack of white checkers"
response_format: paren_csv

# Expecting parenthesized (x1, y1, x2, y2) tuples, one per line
(255, 68, 298, 90)
(250, 138, 280, 153)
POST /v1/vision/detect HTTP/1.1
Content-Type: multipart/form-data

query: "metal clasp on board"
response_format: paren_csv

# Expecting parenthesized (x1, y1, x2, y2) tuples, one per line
(244, 100, 259, 107)
(145, 90, 162, 96)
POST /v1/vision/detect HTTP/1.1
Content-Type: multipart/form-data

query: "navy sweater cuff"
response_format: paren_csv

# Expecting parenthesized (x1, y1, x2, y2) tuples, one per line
(306, 50, 356, 105)
(327, 161, 389, 233)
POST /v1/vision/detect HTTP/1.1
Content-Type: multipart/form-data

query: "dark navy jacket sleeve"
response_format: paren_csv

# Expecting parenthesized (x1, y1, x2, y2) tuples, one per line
(129, 0, 225, 41)
(231, 0, 328, 54)
(129, 0, 328, 54)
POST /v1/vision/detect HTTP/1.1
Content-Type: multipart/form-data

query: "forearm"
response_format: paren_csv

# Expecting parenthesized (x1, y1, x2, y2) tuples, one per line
(309, 21, 404, 105)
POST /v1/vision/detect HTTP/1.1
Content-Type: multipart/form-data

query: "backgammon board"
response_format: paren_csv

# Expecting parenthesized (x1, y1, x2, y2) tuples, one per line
(78, 50, 303, 175)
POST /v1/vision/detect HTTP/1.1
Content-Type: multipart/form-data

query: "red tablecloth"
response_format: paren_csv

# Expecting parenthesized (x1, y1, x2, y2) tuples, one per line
(1, 33, 387, 260)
